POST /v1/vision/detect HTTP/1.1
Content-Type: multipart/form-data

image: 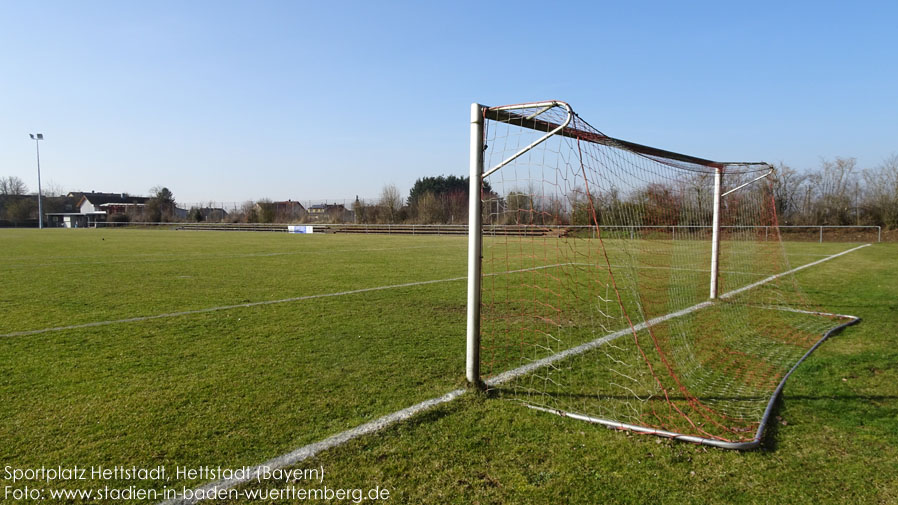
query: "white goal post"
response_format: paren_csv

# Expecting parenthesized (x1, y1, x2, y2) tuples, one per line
(466, 101, 771, 384)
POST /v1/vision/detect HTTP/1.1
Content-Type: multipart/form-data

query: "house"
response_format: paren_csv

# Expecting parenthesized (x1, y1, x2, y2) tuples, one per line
(271, 200, 306, 221)
(307, 202, 351, 222)
(254, 200, 306, 222)
(45, 211, 104, 228)
(45, 191, 149, 228)
(77, 192, 149, 216)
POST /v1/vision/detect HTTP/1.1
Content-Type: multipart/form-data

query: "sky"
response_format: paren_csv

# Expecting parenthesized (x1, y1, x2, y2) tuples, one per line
(1, 0, 896, 205)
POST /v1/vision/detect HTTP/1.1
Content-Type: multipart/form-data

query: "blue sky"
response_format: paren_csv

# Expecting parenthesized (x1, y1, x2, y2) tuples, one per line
(1, 0, 895, 204)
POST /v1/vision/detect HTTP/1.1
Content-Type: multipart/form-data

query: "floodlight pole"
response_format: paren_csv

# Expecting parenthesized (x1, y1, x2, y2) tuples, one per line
(709, 166, 723, 299)
(466, 103, 484, 386)
(30, 133, 44, 229)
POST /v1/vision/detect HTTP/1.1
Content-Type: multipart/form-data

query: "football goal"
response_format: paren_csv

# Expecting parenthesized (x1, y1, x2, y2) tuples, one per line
(465, 101, 860, 449)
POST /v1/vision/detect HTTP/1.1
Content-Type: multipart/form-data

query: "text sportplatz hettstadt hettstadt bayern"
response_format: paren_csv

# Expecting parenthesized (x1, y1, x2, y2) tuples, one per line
(4, 464, 325, 484)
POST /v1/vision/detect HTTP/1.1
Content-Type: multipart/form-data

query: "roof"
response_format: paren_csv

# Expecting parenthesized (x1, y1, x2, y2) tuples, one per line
(257, 200, 305, 210)
(45, 212, 106, 216)
(78, 192, 149, 207)
(309, 203, 346, 210)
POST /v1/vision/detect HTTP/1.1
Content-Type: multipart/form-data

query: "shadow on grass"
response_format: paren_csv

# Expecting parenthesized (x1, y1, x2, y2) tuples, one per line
(758, 394, 784, 452)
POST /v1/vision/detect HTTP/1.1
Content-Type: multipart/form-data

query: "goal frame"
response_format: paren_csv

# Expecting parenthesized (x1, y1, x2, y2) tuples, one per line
(464, 100, 860, 449)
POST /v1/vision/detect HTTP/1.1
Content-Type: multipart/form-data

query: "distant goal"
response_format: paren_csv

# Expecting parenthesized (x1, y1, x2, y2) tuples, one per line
(465, 101, 860, 449)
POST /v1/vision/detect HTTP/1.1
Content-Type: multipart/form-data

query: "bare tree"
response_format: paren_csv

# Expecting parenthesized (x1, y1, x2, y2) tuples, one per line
(415, 192, 445, 224)
(0, 176, 28, 196)
(809, 157, 857, 225)
(42, 180, 65, 197)
(770, 163, 808, 224)
(240, 200, 257, 223)
(378, 184, 402, 223)
(863, 154, 898, 228)
(255, 198, 276, 223)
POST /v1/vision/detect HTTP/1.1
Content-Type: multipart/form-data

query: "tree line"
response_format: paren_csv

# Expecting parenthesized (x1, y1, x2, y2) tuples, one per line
(772, 155, 898, 228)
(355, 158, 897, 229)
(353, 175, 494, 224)
(3, 155, 896, 228)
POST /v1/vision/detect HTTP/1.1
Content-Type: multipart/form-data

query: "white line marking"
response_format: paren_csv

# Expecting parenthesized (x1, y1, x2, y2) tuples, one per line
(4, 243, 869, 339)
(605, 263, 760, 276)
(159, 389, 467, 505)
(1, 244, 463, 269)
(0, 277, 466, 338)
(485, 300, 714, 387)
(0, 264, 569, 339)
(159, 243, 870, 504)
(721, 243, 870, 299)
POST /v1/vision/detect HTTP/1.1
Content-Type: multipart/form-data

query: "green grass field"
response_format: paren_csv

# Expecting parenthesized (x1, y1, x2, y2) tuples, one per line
(1, 229, 895, 504)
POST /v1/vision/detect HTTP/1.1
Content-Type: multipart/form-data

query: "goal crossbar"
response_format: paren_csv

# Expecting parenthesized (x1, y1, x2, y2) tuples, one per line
(484, 102, 772, 171)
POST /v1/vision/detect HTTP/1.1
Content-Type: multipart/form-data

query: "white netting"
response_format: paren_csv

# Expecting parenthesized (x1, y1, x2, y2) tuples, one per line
(478, 102, 851, 444)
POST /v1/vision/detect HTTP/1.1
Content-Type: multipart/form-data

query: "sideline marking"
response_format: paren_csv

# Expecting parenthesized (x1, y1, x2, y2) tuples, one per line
(0, 264, 566, 339)
(1, 244, 463, 269)
(160, 243, 870, 504)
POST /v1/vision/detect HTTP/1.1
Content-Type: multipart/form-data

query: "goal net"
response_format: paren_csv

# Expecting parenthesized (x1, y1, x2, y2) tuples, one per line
(468, 101, 858, 449)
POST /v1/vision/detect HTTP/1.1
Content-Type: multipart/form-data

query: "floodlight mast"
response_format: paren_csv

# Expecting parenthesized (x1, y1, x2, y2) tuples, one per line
(29, 133, 44, 229)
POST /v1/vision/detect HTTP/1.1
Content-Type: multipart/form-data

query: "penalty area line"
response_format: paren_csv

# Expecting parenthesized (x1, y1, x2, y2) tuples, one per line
(161, 242, 870, 504)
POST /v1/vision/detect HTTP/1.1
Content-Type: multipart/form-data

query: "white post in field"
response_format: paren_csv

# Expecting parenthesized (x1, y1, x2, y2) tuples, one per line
(710, 166, 723, 299)
(466, 103, 484, 385)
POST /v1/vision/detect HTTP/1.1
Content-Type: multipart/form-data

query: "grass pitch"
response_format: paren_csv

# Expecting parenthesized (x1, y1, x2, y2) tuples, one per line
(1, 229, 895, 504)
